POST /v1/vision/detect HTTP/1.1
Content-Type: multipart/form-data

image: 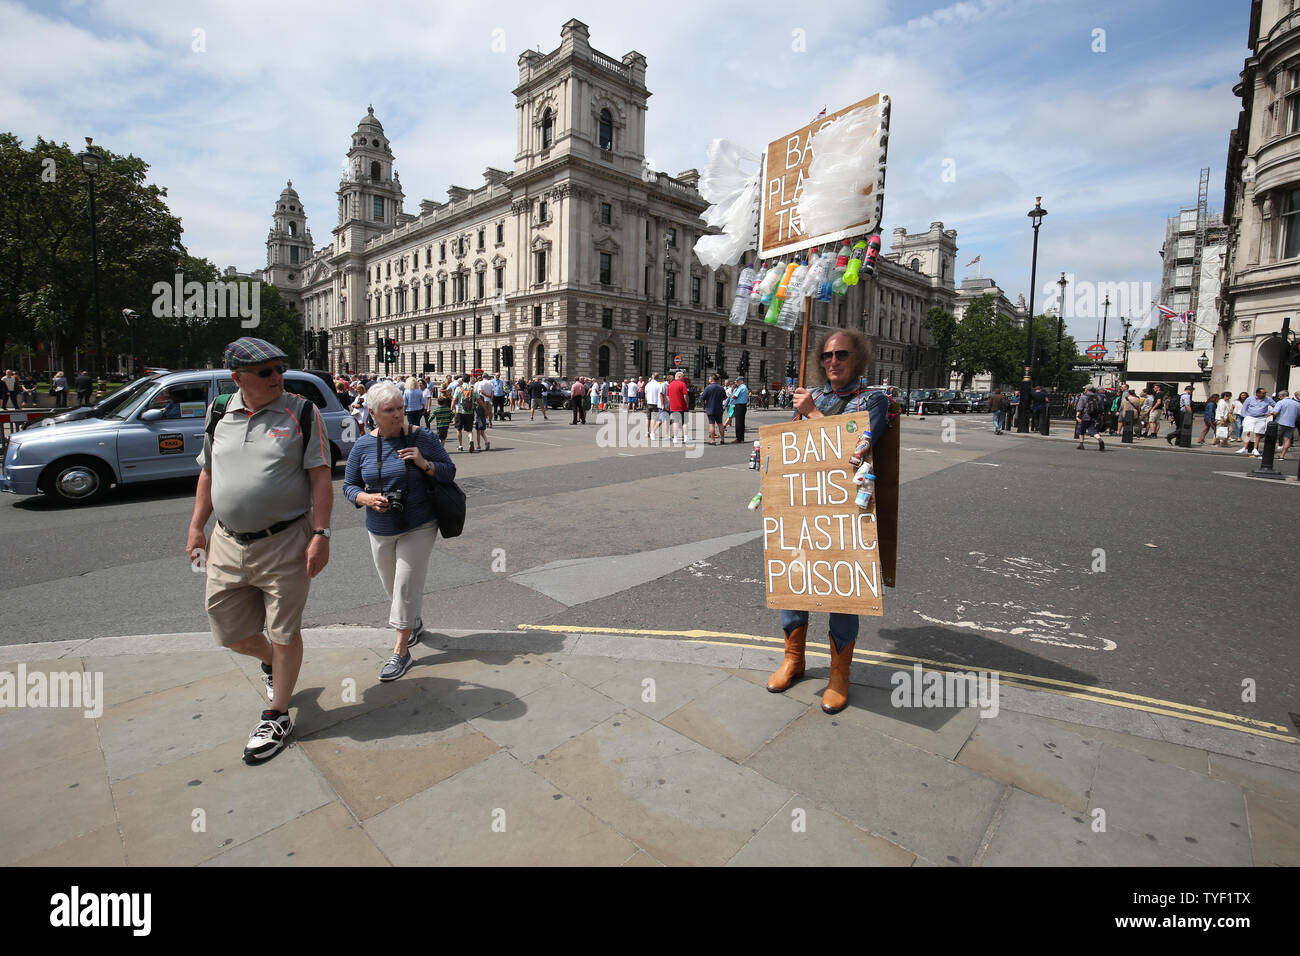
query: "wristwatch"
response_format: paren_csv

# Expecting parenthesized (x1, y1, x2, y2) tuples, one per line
(312, 528, 331, 538)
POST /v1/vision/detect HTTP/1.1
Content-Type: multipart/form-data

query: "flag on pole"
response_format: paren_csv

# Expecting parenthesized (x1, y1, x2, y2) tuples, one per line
(965, 255, 981, 267)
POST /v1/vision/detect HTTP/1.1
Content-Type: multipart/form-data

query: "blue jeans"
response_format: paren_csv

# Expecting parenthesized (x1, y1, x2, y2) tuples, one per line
(780, 610, 857, 652)
(992, 410, 1003, 431)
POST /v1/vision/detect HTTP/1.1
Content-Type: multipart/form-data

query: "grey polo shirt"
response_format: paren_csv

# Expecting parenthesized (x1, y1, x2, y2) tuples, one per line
(197, 390, 329, 533)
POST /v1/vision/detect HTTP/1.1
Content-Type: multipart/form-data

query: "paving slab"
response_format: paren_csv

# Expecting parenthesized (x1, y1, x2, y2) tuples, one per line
(745, 710, 1006, 866)
(97, 668, 265, 783)
(419, 651, 566, 722)
(0, 641, 88, 663)
(0, 747, 116, 865)
(542, 653, 632, 689)
(84, 651, 238, 709)
(0, 699, 100, 777)
(729, 659, 827, 707)
(202, 801, 391, 866)
(1089, 743, 1252, 865)
(590, 659, 733, 722)
(831, 682, 982, 760)
(981, 788, 1207, 866)
(365, 750, 636, 865)
(531, 710, 794, 866)
(13, 823, 126, 867)
(468, 673, 623, 757)
(299, 696, 499, 820)
(112, 734, 336, 866)
(1147, 712, 1300, 773)
(956, 710, 1100, 811)
(662, 674, 807, 761)
(1244, 790, 1300, 866)
(622, 849, 664, 866)
(570, 632, 743, 670)
(1030, 712, 1209, 774)
(729, 796, 915, 867)
(1209, 752, 1300, 807)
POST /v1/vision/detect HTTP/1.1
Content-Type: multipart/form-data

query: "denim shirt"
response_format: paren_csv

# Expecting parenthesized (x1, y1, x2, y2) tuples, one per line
(343, 428, 455, 535)
(809, 378, 891, 440)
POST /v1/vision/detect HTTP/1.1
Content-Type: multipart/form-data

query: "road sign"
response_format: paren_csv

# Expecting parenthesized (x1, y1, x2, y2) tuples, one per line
(1086, 344, 1107, 359)
(673, 354, 683, 367)
(1072, 363, 1123, 372)
(759, 94, 890, 258)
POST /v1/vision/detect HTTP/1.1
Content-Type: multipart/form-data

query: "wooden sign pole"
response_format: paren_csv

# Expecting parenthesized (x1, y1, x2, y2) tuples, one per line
(796, 286, 813, 395)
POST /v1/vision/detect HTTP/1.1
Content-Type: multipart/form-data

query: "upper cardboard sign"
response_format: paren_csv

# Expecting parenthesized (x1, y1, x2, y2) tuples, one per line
(759, 94, 889, 259)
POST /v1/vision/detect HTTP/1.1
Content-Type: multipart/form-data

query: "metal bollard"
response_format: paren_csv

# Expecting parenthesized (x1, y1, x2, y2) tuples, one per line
(1251, 421, 1284, 479)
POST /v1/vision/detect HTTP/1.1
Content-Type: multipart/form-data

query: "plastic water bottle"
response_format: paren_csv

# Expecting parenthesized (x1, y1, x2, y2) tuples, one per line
(830, 244, 851, 295)
(729, 266, 755, 325)
(843, 240, 868, 286)
(747, 491, 763, 511)
(748, 440, 761, 469)
(816, 251, 835, 302)
(748, 263, 768, 300)
(765, 262, 800, 324)
(758, 261, 785, 303)
(773, 262, 808, 329)
(854, 472, 876, 509)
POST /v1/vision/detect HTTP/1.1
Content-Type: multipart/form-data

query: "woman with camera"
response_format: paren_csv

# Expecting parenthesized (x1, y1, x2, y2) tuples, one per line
(343, 382, 455, 681)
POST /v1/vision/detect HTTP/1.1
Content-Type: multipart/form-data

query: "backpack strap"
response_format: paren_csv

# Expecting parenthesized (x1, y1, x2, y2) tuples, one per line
(205, 391, 314, 457)
(205, 392, 233, 441)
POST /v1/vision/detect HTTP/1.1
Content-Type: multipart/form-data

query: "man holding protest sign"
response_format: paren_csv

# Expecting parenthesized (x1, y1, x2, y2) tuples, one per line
(764, 329, 894, 714)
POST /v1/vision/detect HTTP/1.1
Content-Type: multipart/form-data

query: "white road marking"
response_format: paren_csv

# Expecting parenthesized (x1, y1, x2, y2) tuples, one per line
(686, 558, 763, 585)
(913, 599, 1116, 652)
(502, 435, 563, 446)
(967, 462, 1001, 467)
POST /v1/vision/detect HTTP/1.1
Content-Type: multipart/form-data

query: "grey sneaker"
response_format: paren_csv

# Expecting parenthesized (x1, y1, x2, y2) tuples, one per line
(379, 651, 412, 682)
(261, 661, 274, 702)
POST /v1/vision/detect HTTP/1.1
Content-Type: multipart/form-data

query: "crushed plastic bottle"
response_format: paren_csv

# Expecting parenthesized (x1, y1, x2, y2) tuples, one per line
(729, 266, 755, 325)
(830, 243, 851, 295)
(843, 240, 869, 286)
(747, 492, 763, 511)
(854, 472, 876, 509)
(765, 261, 800, 324)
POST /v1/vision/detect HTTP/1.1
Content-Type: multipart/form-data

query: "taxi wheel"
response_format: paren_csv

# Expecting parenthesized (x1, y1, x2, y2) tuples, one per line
(40, 456, 111, 505)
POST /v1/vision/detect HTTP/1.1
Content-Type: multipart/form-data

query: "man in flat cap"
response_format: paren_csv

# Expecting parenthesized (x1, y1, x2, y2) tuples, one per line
(185, 337, 332, 764)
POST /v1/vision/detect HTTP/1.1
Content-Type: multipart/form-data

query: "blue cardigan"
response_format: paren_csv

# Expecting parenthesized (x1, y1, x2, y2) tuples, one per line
(343, 427, 456, 535)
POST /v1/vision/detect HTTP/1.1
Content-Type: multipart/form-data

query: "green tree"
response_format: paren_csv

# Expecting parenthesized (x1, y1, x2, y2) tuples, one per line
(924, 306, 956, 380)
(950, 294, 1022, 387)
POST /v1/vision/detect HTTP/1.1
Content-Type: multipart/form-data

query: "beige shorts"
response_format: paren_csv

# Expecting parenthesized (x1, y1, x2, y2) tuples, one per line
(205, 514, 311, 647)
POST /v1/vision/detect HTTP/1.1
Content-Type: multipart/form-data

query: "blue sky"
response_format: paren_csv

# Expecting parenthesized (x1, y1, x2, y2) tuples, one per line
(1, 0, 1250, 348)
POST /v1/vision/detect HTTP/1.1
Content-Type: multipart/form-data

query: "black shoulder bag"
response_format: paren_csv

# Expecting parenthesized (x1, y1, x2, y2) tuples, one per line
(404, 429, 466, 538)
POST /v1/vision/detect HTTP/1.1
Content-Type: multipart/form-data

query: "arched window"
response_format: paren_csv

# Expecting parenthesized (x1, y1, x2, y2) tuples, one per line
(534, 344, 546, 376)
(370, 160, 381, 181)
(599, 109, 613, 150)
(289, 222, 297, 237)
(909, 257, 920, 271)
(598, 345, 610, 378)
(542, 109, 554, 150)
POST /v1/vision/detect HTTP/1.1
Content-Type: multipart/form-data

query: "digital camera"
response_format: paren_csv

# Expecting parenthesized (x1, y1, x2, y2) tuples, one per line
(384, 489, 406, 513)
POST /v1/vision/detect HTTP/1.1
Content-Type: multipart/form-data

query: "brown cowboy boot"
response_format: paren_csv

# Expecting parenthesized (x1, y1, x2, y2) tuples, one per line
(767, 625, 807, 693)
(821, 637, 855, 714)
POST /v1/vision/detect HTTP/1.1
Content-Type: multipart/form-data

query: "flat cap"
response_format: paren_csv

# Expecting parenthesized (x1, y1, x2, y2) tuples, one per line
(224, 336, 288, 369)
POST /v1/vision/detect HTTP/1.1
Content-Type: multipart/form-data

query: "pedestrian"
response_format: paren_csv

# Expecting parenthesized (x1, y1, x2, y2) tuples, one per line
(988, 387, 1005, 433)
(1007, 389, 1020, 427)
(527, 376, 546, 421)
(432, 395, 453, 442)
(1148, 384, 1166, 439)
(1120, 388, 1141, 440)
(570, 376, 588, 425)
(1074, 386, 1106, 452)
(701, 374, 727, 444)
(74, 370, 92, 407)
(403, 376, 424, 429)
(454, 377, 478, 450)
(645, 374, 663, 440)
(184, 337, 331, 763)
(20, 372, 37, 408)
(1031, 385, 1047, 432)
(1232, 392, 1247, 442)
(1236, 387, 1276, 457)
(1167, 385, 1193, 445)
(473, 377, 492, 451)
(1213, 392, 1232, 446)
(770, 328, 892, 715)
(1272, 389, 1298, 460)
(343, 381, 454, 681)
(1197, 393, 1219, 444)
(665, 370, 689, 443)
(492, 373, 506, 421)
(731, 375, 750, 442)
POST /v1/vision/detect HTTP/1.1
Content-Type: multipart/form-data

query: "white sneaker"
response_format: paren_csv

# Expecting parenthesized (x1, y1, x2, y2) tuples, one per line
(1236, 446, 1249, 454)
(1252, 450, 1262, 457)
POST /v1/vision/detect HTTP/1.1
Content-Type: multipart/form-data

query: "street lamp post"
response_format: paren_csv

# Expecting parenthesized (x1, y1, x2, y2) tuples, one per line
(1019, 197, 1047, 432)
(663, 234, 672, 377)
(1099, 293, 1111, 388)
(1055, 272, 1067, 388)
(78, 138, 104, 384)
(122, 309, 138, 380)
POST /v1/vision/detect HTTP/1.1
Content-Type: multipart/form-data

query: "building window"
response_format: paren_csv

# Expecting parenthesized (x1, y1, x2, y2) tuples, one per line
(599, 344, 610, 377)
(1281, 188, 1300, 259)
(412, 253, 419, 270)
(602, 308, 613, 329)
(476, 272, 485, 299)
(542, 108, 554, 149)
(1288, 68, 1300, 134)
(373, 196, 384, 221)
(715, 281, 724, 308)
(495, 266, 504, 292)
(290, 246, 299, 264)
(691, 276, 701, 305)
(385, 292, 391, 315)
(666, 227, 676, 247)
(600, 252, 612, 285)
(694, 322, 703, 340)
(460, 319, 466, 336)
(439, 242, 446, 261)
(910, 257, 920, 271)
(437, 322, 444, 338)
(645, 265, 651, 294)
(493, 314, 501, 333)
(740, 328, 748, 345)
(425, 285, 432, 310)
(426, 247, 432, 266)
(474, 315, 482, 335)
(666, 273, 675, 300)
(533, 305, 542, 327)
(438, 281, 446, 306)
(539, 200, 549, 222)
(386, 262, 391, 278)
(599, 109, 614, 151)
(535, 250, 547, 283)
(601, 202, 612, 225)
(496, 222, 504, 244)
(424, 323, 430, 340)
(478, 229, 485, 250)
(719, 327, 726, 343)
(645, 219, 650, 241)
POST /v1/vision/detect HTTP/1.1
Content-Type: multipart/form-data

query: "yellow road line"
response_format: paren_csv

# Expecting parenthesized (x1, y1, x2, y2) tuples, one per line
(517, 623, 1296, 739)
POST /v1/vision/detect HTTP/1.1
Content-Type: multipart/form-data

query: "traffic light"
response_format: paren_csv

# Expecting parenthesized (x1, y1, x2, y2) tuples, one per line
(501, 344, 514, 367)
(738, 351, 750, 377)
(1290, 338, 1300, 367)
(785, 360, 796, 379)
(553, 353, 560, 373)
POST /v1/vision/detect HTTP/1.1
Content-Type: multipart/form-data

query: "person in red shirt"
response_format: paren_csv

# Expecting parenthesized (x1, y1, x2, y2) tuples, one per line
(666, 371, 690, 443)
(570, 377, 588, 425)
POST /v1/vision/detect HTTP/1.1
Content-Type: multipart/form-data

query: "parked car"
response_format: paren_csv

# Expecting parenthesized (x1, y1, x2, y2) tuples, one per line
(543, 378, 572, 409)
(933, 390, 970, 413)
(965, 391, 990, 413)
(2, 368, 358, 505)
(910, 389, 945, 413)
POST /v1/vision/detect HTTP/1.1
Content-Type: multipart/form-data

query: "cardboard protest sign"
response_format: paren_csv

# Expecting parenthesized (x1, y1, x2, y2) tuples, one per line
(758, 412, 884, 615)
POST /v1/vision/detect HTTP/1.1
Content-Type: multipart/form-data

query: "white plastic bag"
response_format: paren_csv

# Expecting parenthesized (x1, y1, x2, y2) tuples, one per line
(796, 106, 885, 237)
(693, 139, 761, 270)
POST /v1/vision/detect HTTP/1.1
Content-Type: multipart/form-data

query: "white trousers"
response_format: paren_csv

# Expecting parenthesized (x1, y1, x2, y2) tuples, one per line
(367, 521, 437, 630)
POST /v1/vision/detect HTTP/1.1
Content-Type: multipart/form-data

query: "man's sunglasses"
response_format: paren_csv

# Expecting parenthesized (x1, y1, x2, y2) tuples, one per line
(241, 364, 287, 378)
(820, 349, 851, 362)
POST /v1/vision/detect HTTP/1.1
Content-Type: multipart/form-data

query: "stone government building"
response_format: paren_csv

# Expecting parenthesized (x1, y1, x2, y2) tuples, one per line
(260, 19, 956, 389)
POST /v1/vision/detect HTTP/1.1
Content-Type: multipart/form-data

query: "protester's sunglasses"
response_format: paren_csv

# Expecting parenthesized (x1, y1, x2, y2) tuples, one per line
(243, 364, 287, 378)
(820, 349, 851, 362)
